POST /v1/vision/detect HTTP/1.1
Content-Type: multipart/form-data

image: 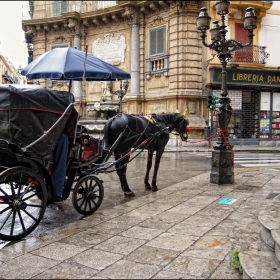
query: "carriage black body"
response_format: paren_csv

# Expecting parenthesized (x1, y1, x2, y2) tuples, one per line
(0, 85, 105, 241)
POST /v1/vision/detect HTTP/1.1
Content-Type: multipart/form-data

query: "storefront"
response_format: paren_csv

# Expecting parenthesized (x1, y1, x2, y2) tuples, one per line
(208, 67, 280, 145)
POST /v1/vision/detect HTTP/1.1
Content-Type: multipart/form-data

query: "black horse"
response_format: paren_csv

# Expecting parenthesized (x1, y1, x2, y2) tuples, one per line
(101, 110, 190, 196)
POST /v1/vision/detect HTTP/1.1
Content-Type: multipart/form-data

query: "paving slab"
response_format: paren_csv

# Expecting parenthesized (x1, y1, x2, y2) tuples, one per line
(1, 166, 280, 279)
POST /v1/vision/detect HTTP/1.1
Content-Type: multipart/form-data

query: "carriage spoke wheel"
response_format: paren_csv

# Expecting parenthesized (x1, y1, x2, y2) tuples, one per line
(72, 175, 104, 215)
(0, 167, 47, 241)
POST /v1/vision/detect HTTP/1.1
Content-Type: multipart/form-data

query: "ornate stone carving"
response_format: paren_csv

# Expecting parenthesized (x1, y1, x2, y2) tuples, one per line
(53, 23, 60, 32)
(92, 17, 102, 26)
(149, 16, 166, 28)
(159, 1, 169, 8)
(102, 15, 110, 24)
(149, 2, 159, 11)
(92, 33, 126, 65)
(228, 7, 238, 17)
(44, 24, 50, 32)
(68, 18, 79, 32)
(52, 36, 66, 44)
(122, 5, 136, 21)
(140, 6, 149, 14)
(83, 19, 90, 27)
(112, 13, 120, 22)
(25, 26, 36, 37)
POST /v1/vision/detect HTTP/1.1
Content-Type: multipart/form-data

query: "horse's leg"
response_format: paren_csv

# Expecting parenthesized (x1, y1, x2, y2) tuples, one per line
(144, 150, 153, 190)
(115, 154, 135, 196)
(151, 148, 165, 192)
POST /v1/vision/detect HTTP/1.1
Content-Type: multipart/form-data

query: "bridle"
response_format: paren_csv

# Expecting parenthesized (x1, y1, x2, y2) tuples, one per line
(171, 118, 190, 141)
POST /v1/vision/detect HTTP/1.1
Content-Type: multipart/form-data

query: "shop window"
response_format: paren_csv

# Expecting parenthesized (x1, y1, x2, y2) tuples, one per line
(146, 26, 169, 79)
(52, 1, 69, 17)
(260, 92, 271, 139)
(258, 92, 280, 139)
(212, 90, 260, 140)
(272, 92, 280, 139)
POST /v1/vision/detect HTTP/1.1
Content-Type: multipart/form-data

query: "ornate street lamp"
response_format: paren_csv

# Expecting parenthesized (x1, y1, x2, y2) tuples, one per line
(112, 80, 129, 113)
(197, 1, 257, 184)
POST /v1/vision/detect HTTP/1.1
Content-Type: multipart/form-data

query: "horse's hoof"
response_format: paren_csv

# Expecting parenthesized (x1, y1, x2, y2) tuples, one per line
(152, 186, 159, 192)
(124, 191, 135, 196)
(145, 184, 151, 190)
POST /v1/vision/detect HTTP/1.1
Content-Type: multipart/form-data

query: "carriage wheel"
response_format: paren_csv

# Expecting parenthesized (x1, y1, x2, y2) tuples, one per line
(72, 175, 104, 215)
(0, 167, 47, 241)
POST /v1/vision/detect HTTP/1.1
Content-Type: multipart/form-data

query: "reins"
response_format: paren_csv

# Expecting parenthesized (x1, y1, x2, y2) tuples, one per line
(95, 126, 170, 174)
(111, 120, 160, 157)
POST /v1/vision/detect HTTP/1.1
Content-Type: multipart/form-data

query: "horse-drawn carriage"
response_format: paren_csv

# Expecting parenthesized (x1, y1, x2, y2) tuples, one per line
(0, 84, 190, 242)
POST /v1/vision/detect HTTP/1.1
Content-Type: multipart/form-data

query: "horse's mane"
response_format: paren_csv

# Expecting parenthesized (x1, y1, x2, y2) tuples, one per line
(151, 112, 181, 124)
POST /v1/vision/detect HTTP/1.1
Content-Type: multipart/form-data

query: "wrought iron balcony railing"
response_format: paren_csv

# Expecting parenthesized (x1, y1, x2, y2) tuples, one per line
(230, 45, 270, 64)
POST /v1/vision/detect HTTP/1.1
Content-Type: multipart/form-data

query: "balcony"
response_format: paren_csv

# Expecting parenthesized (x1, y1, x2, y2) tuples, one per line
(22, 1, 117, 20)
(230, 45, 270, 65)
(145, 55, 170, 79)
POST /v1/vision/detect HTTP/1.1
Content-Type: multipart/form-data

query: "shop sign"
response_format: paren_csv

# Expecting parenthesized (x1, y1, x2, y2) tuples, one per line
(211, 67, 280, 86)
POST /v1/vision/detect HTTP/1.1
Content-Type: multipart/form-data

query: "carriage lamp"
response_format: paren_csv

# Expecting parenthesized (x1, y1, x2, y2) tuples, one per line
(196, 1, 257, 185)
(112, 79, 129, 113)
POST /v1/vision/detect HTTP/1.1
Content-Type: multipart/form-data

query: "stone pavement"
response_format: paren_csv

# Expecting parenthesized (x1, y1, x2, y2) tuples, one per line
(1, 158, 280, 278)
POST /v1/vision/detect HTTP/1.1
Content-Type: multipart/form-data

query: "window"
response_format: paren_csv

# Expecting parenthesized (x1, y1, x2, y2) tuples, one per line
(234, 23, 253, 62)
(52, 1, 69, 17)
(146, 26, 168, 79)
(150, 26, 166, 56)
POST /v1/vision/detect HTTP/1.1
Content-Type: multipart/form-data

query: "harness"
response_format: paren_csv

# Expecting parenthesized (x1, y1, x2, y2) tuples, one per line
(142, 115, 169, 135)
(142, 115, 156, 124)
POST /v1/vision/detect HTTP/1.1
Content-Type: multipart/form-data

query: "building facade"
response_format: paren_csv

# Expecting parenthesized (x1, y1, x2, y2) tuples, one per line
(0, 52, 25, 84)
(22, 0, 207, 146)
(203, 1, 280, 146)
(22, 0, 280, 146)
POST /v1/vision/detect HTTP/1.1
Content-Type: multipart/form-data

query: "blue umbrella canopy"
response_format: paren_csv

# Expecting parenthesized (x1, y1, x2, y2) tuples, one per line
(21, 47, 131, 81)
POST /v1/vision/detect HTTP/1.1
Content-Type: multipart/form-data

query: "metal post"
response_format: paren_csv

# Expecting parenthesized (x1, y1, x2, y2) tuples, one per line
(112, 80, 129, 113)
(196, 2, 257, 184)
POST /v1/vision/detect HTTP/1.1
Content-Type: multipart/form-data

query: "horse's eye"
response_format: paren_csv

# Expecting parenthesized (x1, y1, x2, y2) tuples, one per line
(186, 126, 190, 132)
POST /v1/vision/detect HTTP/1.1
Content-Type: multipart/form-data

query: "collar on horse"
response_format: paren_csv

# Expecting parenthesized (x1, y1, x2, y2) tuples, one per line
(142, 115, 169, 135)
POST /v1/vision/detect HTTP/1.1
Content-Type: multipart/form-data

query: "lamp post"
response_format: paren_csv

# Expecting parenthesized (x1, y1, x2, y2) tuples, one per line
(196, 1, 257, 184)
(112, 80, 129, 113)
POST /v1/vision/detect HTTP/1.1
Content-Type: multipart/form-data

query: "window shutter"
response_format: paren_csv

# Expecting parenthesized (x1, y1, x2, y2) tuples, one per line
(235, 23, 252, 62)
(157, 28, 164, 54)
(52, 1, 60, 16)
(61, 1, 69, 13)
(150, 30, 157, 56)
(235, 23, 247, 43)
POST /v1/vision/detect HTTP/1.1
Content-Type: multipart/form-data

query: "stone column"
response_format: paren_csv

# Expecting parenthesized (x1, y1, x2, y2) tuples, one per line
(130, 21, 140, 96)
(73, 33, 82, 101)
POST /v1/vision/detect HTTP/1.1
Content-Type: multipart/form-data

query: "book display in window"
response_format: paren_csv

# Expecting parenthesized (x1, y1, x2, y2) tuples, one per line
(260, 111, 270, 138)
(272, 112, 280, 139)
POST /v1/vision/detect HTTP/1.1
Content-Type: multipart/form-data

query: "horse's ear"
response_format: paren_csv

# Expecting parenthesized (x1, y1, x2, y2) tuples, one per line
(183, 109, 188, 119)
(176, 109, 180, 114)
